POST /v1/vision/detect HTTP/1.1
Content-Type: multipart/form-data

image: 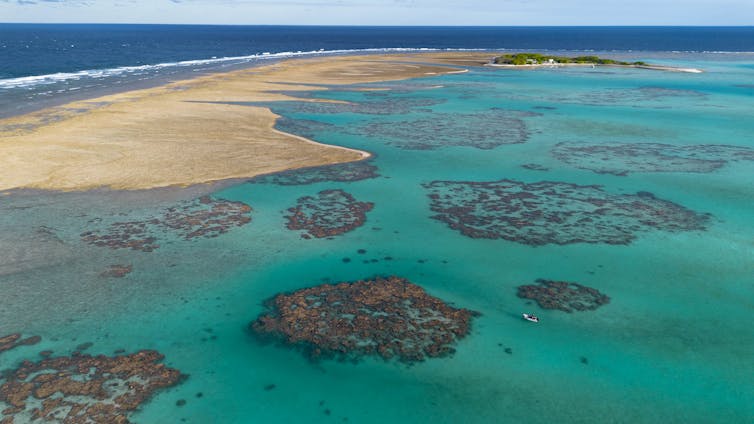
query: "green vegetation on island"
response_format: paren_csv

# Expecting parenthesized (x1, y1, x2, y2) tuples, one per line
(493, 53, 648, 66)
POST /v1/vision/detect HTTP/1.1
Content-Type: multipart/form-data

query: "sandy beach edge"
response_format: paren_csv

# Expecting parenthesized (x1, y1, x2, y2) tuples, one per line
(0, 52, 488, 193)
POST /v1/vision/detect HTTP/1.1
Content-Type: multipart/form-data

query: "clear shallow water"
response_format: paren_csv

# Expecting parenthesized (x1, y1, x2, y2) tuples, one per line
(1, 55, 753, 423)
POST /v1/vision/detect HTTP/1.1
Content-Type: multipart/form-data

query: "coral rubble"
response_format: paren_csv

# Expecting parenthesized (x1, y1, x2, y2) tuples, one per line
(552, 142, 754, 176)
(424, 179, 708, 246)
(251, 276, 478, 363)
(285, 189, 373, 239)
(517, 279, 610, 312)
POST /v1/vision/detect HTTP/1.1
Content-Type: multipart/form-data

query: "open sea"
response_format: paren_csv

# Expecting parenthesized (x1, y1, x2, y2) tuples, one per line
(1, 26, 753, 423)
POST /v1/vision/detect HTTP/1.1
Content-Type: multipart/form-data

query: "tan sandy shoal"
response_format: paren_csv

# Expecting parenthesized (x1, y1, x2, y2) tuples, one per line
(0, 53, 494, 192)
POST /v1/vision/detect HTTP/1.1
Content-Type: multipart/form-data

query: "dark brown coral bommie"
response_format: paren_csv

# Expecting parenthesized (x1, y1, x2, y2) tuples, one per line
(517, 279, 610, 312)
(0, 334, 41, 356)
(285, 189, 373, 239)
(250, 276, 478, 363)
(0, 350, 184, 423)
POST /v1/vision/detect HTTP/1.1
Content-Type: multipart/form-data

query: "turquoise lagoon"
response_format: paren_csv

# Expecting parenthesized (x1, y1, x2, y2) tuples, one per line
(1, 54, 753, 423)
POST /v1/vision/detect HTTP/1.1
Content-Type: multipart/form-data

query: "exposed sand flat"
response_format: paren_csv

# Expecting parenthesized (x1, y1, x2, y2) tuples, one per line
(0, 53, 479, 192)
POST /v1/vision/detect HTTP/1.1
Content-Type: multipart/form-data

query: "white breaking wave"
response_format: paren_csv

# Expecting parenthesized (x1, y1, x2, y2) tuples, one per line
(0, 47, 486, 90)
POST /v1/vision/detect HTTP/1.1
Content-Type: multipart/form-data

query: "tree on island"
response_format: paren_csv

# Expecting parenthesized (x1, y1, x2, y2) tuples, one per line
(493, 53, 647, 66)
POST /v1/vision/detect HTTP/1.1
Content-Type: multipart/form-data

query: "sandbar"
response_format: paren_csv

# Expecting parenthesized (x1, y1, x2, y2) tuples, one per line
(0, 53, 477, 192)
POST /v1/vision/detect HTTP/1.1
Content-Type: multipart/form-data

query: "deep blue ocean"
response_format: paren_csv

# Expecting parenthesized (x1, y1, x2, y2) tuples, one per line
(2, 25, 754, 116)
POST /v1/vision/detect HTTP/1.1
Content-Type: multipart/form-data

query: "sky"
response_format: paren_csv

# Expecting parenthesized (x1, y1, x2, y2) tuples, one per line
(1, 0, 753, 25)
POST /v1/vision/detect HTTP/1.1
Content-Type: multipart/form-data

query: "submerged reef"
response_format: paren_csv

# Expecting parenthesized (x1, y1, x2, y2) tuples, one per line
(277, 97, 445, 116)
(423, 179, 709, 246)
(552, 142, 754, 176)
(354, 109, 539, 150)
(0, 349, 183, 423)
(357, 82, 446, 93)
(0, 334, 41, 356)
(274, 117, 337, 140)
(517, 279, 610, 312)
(521, 163, 550, 171)
(250, 161, 379, 186)
(81, 196, 252, 252)
(162, 196, 251, 240)
(99, 264, 133, 278)
(285, 189, 373, 239)
(82, 220, 159, 252)
(549, 86, 707, 107)
(251, 276, 478, 363)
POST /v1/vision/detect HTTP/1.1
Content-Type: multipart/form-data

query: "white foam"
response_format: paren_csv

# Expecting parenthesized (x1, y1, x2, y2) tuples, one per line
(0, 47, 484, 90)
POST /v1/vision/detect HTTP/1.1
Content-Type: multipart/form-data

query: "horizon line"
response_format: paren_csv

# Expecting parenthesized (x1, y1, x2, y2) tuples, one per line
(2, 23, 754, 28)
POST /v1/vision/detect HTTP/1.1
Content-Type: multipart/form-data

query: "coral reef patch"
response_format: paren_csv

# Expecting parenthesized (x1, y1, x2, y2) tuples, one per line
(552, 142, 754, 176)
(100, 265, 133, 279)
(82, 220, 159, 252)
(278, 97, 445, 116)
(521, 163, 550, 171)
(81, 196, 252, 252)
(285, 189, 373, 239)
(353, 109, 539, 150)
(274, 117, 336, 140)
(0, 334, 41, 356)
(423, 179, 709, 246)
(517, 279, 610, 312)
(250, 161, 379, 186)
(250, 276, 478, 363)
(550, 86, 707, 107)
(0, 349, 184, 423)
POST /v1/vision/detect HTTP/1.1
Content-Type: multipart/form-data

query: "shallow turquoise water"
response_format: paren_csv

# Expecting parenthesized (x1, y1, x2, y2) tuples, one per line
(1, 56, 753, 423)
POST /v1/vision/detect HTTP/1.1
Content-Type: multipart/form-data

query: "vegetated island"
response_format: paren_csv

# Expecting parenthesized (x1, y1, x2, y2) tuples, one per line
(490, 53, 703, 73)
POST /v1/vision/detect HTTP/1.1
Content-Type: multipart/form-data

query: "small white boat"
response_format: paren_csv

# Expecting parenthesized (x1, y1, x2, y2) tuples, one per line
(522, 313, 539, 323)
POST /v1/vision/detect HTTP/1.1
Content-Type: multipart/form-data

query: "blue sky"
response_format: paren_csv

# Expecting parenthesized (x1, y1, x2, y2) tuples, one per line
(1, 0, 752, 25)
